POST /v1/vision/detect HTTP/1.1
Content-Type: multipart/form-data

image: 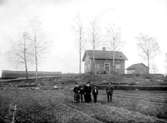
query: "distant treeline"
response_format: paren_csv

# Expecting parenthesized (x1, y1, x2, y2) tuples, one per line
(1, 70, 62, 79)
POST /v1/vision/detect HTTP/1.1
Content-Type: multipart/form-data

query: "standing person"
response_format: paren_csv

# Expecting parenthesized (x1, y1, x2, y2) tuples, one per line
(92, 86, 98, 103)
(73, 83, 80, 103)
(79, 85, 85, 103)
(84, 82, 92, 103)
(106, 83, 114, 102)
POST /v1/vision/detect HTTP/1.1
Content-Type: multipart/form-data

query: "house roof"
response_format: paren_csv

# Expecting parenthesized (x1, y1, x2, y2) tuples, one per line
(127, 63, 148, 70)
(82, 50, 128, 61)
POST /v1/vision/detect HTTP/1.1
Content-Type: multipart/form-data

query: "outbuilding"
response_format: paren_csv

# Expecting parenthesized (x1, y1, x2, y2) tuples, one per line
(127, 63, 149, 74)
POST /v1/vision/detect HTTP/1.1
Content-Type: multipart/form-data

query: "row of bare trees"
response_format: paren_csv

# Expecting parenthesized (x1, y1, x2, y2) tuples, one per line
(8, 16, 161, 79)
(7, 18, 47, 84)
(75, 16, 160, 74)
(75, 16, 124, 74)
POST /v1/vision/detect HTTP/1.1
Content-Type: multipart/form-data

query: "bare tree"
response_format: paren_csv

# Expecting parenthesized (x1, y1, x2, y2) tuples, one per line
(137, 34, 160, 74)
(104, 25, 123, 72)
(26, 17, 49, 84)
(90, 21, 101, 74)
(33, 32, 38, 83)
(23, 32, 29, 79)
(74, 15, 85, 74)
(7, 32, 34, 79)
(91, 21, 96, 74)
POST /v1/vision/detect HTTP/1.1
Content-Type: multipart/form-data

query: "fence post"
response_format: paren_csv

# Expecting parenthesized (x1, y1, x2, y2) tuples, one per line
(11, 104, 17, 123)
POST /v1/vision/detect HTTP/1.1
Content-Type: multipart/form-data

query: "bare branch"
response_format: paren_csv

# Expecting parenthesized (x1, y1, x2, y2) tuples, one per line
(73, 15, 85, 74)
(136, 33, 160, 73)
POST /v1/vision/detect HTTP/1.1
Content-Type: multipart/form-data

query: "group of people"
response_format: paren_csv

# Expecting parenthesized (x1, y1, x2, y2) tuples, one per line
(73, 82, 114, 103)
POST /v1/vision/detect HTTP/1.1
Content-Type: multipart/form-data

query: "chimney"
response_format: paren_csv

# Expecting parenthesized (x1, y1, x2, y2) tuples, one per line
(102, 47, 106, 51)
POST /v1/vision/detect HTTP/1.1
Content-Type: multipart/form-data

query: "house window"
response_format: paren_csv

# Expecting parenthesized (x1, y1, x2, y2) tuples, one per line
(95, 64, 100, 71)
(104, 63, 110, 73)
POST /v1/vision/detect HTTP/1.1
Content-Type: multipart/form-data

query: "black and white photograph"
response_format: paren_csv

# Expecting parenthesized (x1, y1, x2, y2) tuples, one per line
(0, 0, 167, 123)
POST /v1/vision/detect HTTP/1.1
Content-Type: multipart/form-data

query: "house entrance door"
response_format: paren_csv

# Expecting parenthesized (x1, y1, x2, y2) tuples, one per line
(104, 63, 110, 74)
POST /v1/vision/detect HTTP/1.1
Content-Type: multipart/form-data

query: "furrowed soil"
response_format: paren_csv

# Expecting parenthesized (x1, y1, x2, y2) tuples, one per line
(0, 87, 167, 123)
(0, 88, 102, 123)
(62, 87, 167, 123)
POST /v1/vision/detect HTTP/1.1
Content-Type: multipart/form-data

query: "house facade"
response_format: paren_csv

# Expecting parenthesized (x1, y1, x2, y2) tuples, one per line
(82, 49, 128, 74)
(127, 63, 148, 74)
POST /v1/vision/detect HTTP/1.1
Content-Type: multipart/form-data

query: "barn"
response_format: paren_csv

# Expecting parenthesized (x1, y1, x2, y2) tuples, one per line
(82, 48, 128, 74)
(127, 63, 149, 74)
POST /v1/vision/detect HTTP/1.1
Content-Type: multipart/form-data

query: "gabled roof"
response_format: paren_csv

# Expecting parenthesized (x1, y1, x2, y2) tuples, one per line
(127, 63, 148, 70)
(82, 50, 128, 61)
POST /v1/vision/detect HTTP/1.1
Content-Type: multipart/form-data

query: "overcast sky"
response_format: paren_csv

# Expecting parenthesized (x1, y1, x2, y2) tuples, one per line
(0, 0, 167, 74)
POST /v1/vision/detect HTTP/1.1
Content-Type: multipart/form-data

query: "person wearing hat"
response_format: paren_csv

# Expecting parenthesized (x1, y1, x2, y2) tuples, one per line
(84, 82, 92, 103)
(79, 84, 85, 103)
(106, 83, 114, 102)
(92, 86, 98, 103)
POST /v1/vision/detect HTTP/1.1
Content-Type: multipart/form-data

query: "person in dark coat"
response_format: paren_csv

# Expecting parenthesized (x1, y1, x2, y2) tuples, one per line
(79, 85, 85, 103)
(84, 82, 92, 103)
(106, 83, 114, 102)
(92, 86, 98, 103)
(73, 83, 80, 103)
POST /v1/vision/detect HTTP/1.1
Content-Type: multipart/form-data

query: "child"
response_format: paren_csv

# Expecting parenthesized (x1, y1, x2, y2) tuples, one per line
(73, 83, 80, 103)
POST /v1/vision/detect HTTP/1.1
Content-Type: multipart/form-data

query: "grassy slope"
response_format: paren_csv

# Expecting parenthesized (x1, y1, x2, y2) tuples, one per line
(99, 90, 167, 119)
(62, 88, 167, 123)
(0, 88, 102, 123)
(0, 87, 167, 123)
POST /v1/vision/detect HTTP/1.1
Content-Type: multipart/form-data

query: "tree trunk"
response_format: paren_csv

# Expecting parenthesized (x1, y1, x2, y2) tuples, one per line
(92, 25, 96, 75)
(79, 27, 82, 74)
(112, 52, 115, 73)
(24, 57, 28, 79)
(23, 34, 29, 79)
(112, 38, 116, 73)
(147, 50, 150, 74)
(147, 54, 150, 74)
(34, 33, 38, 84)
(92, 47, 95, 75)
